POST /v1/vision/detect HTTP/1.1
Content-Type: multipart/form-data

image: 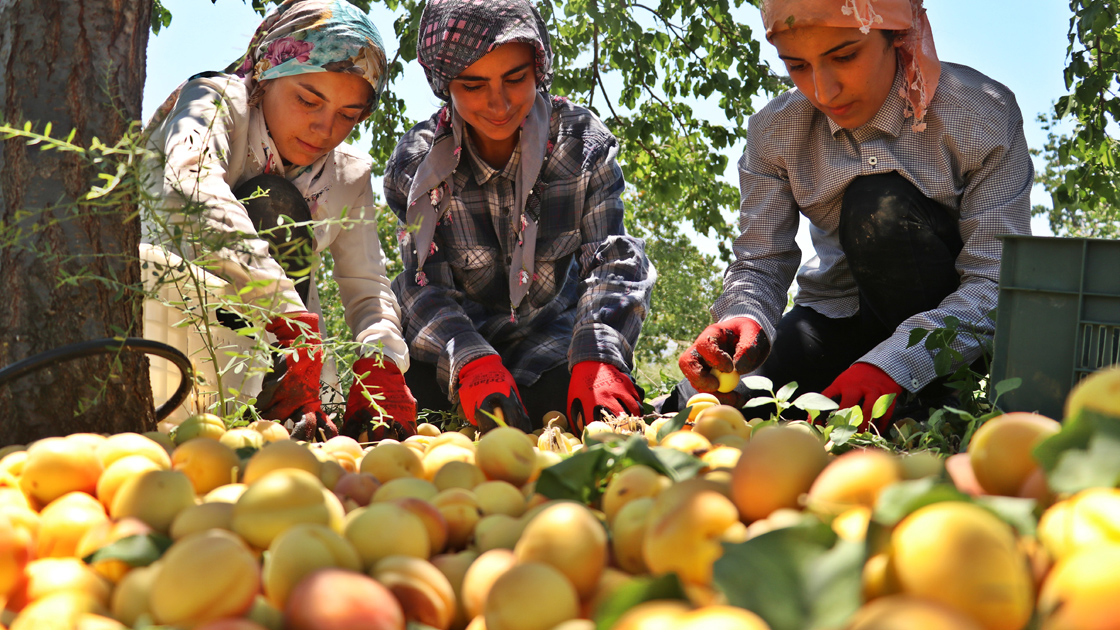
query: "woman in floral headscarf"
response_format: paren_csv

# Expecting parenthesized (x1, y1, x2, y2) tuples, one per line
(146, 0, 416, 441)
(383, 0, 655, 434)
(670, 0, 1033, 429)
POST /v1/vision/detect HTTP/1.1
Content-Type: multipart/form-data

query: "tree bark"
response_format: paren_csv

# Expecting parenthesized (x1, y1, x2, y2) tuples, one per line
(0, 0, 155, 445)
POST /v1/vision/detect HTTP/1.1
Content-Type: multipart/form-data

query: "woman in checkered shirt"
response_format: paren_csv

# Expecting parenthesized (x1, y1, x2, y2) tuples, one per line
(670, 0, 1032, 430)
(383, 0, 656, 433)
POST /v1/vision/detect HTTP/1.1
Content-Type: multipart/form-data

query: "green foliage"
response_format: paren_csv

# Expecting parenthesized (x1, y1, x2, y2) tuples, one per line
(1035, 1, 1120, 234)
(1035, 408, 1120, 493)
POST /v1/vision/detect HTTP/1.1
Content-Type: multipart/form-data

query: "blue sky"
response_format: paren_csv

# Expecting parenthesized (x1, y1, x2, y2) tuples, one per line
(144, 0, 1072, 250)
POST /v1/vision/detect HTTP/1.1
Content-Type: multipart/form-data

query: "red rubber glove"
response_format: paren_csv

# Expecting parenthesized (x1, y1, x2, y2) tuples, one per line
(255, 312, 337, 441)
(821, 362, 903, 431)
(342, 357, 418, 442)
(457, 355, 531, 433)
(678, 318, 770, 404)
(567, 361, 642, 432)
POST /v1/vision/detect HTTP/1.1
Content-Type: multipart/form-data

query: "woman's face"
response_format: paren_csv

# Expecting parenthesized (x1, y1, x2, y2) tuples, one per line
(449, 43, 538, 157)
(771, 26, 900, 130)
(260, 72, 373, 166)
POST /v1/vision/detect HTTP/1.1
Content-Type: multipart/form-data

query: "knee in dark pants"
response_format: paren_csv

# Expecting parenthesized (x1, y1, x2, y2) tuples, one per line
(235, 174, 314, 304)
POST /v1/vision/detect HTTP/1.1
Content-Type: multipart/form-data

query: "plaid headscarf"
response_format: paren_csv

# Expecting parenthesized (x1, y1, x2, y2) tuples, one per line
(761, 0, 940, 132)
(404, 0, 555, 317)
(227, 0, 389, 112)
(417, 0, 553, 101)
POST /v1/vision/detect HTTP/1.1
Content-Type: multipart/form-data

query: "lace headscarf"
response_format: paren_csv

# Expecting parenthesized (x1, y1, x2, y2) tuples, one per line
(761, 0, 940, 131)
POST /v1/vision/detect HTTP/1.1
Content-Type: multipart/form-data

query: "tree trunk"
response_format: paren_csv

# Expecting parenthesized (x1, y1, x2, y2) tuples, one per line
(0, 0, 155, 445)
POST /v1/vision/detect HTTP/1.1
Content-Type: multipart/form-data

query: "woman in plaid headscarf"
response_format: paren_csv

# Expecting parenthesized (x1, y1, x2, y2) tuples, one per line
(384, 0, 655, 434)
(146, 0, 416, 441)
(670, 0, 1033, 430)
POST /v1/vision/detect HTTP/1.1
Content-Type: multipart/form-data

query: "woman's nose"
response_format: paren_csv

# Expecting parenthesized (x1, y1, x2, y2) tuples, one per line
(813, 68, 841, 105)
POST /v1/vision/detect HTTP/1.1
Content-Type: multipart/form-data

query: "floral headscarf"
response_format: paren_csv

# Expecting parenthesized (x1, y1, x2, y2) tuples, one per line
(227, 0, 389, 113)
(404, 0, 555, 318)
(761, 0, 940, 131)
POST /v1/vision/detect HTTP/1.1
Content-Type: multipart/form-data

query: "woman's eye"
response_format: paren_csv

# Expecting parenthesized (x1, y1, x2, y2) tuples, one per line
(834, 52, 857, 63)
(460, 84, 483, 92)
(787, 63, 807, 73)
(507, 74, 527, 84)
(296, 94, 317, 107)
(339, 111, 359, 123)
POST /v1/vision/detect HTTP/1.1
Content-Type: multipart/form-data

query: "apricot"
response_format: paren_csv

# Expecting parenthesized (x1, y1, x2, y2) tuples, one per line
(474, 480, 527, 517)
(284, 568, 406, 630)
(232, 468, 335, 549)
(601, 465, 670, 524)
(332, 472, 381, 508)
(220, 427, 266, 451)
(36, 491, 110, 558)
(676, 606, 771, 630)
(205, 482, 249, 504)
(514, 502, 607, 598)
(1038, 543, 1120, 629)
(371, 555, 456, 630)
(899, 450, 944, 479)
(730, 425, 829, 522)
(643, 483, 744, 585)
(432, 460, 487, 492)
(0, 511, 34, 599)
(95, 433, 170, 470)
(394, 497, 450, 555)
(374, 477, 439, 503)
(701, 445, 743, 471)
(431, 550, 479, 629)
(242, 440, 321, 485)
(431, 487, 482, 550)
(483, 562, 579, 630)
(848, 595, 985, 630)
(109, 562, 158, 627)
(423, 444, 477, 481)
(262, 523, 361, 608)
(195, 620, 270, 630)
(169, 501, 235, 540)
(476, 428, 536, 487)
(417, 422, 442, 437)
(461, 549, 518, 620)
(19, 437, 103, 507)
(6, 557, 112, 611)
(343, 503, 430, 568)
(96, 455, 162, 510)
(1037, 488, 1120, 561)
(806, 449, 904, 516)
(361, 442, 423, 482)
(658, 431, 712, 456)
(9, 591, 106, 630)
(474, 514, 524, 552)
(693, 405, 751, 442)
(248, 419, 290, 442)
(611, 496, 654, 574)
(968, 412, 1060, 497)
(710, 368, 741, 393)
(172, 436, 242, 495)
(684, 392, 720, 422)
(609, 600, 692, 630)
(174, 412, 227, 444)
(109, 469, 196, 534)
(890, 502, 1033, 630)
(149, 529, 260, 627)
(1065, 363, 1120, 420)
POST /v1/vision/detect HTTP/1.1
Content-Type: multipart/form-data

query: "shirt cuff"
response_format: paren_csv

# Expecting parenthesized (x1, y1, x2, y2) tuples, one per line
(860, 332, 938, 393)
(569, 323, 633, 374)
(444, 331, 498, 402)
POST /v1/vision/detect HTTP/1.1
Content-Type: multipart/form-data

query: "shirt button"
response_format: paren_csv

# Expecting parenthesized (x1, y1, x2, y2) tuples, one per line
(910, 378, 920, 388)
(868, 156, 878, 167)
(502, 206, 511, 214)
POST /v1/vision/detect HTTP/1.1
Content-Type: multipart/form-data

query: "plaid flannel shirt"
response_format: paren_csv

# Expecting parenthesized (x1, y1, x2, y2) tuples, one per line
(712, 63, 1033, 393)
(386, 99, 654, 400)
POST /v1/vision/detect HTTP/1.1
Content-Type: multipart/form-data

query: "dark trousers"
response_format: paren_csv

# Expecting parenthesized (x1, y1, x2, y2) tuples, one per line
(405, 361, 571, 431)
(663, 172, 964, 413)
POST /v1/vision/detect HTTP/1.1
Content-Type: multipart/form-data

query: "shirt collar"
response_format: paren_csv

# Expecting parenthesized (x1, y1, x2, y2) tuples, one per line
(827, 67, 908, 138)
(464, 131, 522, 186)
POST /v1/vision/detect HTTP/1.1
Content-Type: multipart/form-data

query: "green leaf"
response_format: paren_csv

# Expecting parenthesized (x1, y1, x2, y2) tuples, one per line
(1045, 430, 1120, 493)
(793, 393, 840, 413)
(992, 377, 1022, 401)
(741, 375, 774, 392)
(973, 496, 1039, 538)
(776, 382, 799, 402)
(82, 533, 174, 567)
(870, 393, 897, 420)
(593, 573, 689, 630)
(712, 522, 864, 630)
(656, 406, 691, 444)
(907, 328, 928, 347)
(872, 477, 969, 527)
(535, 447, 610, 504)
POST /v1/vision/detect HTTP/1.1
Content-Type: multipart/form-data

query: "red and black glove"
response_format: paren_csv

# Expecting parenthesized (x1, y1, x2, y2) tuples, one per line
(821, 362, 903, 432)
(255, 312, 337, 441)
(678, 318, 770, 405)
(457, 355, 531, 433)
(342, 357, 417, 442)
(567, 361, 642, 433)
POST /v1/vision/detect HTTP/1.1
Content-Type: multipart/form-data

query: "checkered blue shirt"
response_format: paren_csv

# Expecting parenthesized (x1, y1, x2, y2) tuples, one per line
(712, 63, 1033, 393)
(386, 99, 654, 400)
